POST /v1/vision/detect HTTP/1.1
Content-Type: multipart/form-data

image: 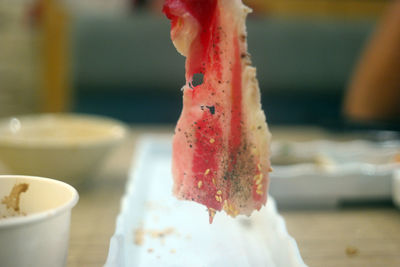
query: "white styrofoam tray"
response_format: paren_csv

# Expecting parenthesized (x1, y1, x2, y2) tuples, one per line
(270, 140, 400, 208)
(105, 135, 306, 267)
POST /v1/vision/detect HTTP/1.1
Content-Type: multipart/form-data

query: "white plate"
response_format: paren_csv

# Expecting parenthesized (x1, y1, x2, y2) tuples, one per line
(105, 136, 306, 267)
(270, 140, 400, 208)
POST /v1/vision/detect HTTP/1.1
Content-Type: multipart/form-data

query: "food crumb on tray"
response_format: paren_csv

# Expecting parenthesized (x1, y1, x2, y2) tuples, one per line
(148, 227, 175, 238)
(133, 227, 177, 246)
(134, 228, 145, 245)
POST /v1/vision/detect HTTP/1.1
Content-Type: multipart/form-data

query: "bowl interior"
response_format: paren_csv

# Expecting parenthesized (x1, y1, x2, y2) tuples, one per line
(0, 114, 126, 147)
(0, 176, 78, 222)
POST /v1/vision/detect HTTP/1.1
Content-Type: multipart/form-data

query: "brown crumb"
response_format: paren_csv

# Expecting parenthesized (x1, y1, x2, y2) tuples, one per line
(1, 183, 29, 212)
(170, 249, 176, 254)
(345, 246, 359, 256)
(148, 227, 175, 239)
(147, 248, 154, 253)
(133, 227, 176, 246)
(134, 228, 145, 246)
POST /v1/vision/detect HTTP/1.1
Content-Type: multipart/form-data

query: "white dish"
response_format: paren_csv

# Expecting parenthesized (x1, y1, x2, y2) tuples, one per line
(105, 136, 306, 267)
(0, 175, 79, 267)
(0, 113, 127, 186)
(270, 140, 400, 207)
(393, 169, 400, 209)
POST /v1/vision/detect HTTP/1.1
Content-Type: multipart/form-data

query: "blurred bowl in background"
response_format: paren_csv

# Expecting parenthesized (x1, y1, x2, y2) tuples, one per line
(0, 175, 79, 267)
(0, 113, 127, 186)
(393, 169, 400, 209)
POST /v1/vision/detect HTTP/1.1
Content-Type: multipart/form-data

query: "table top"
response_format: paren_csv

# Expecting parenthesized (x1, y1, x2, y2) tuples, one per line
(67, 126, 400, 267)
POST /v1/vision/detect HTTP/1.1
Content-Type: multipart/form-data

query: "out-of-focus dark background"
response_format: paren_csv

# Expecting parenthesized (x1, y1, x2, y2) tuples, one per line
(0, 0, 392, 128)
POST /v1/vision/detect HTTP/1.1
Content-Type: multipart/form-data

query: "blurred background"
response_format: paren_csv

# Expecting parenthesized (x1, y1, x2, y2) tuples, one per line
(0, 0, 396, 129)
(2, 3, 400, 266)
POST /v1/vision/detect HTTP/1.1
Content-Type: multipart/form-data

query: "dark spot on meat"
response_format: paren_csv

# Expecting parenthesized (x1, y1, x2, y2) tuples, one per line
(192, 73, 204, 87)
(218, 80, 222, 84)
(241, 53, 246, 58)
(257, 126, 262, 130)
(189, 144, 192, 148)
(206, 105, 215, 115)
(200, 106, 205, 111)
(240, 34, 246, 42)
(178, 128, 181, 132)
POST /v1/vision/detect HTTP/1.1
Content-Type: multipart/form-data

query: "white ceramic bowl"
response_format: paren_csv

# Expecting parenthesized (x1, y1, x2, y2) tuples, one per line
(0, 175, 79, 267)
(393, 169, 400, 209)
(0, 113, 127, 186)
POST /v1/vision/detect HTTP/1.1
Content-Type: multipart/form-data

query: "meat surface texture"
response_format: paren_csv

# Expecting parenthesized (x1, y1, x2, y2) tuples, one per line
(163, 0, 271, 223)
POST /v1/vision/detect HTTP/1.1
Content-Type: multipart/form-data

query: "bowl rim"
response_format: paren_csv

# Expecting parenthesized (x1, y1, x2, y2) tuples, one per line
(0, 175, 79, 228)
(0, 113, 128, 148)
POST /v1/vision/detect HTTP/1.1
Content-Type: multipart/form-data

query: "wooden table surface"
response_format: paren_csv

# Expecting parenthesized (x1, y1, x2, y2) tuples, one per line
(67, 126, 400, 267)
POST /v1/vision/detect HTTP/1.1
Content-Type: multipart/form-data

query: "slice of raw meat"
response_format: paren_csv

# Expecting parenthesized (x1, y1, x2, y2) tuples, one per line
(163, 0, 271, 223)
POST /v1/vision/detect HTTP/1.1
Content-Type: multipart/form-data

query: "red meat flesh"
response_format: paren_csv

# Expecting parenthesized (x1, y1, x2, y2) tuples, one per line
(164, 0, 271, 223)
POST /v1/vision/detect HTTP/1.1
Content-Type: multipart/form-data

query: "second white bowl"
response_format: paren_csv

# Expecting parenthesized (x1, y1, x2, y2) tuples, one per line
(0, 113, 127, 186)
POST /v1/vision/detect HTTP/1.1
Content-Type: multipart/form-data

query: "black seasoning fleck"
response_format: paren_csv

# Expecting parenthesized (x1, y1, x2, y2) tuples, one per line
(206, 105, 215, 115)
(257, 126, 262, 130)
